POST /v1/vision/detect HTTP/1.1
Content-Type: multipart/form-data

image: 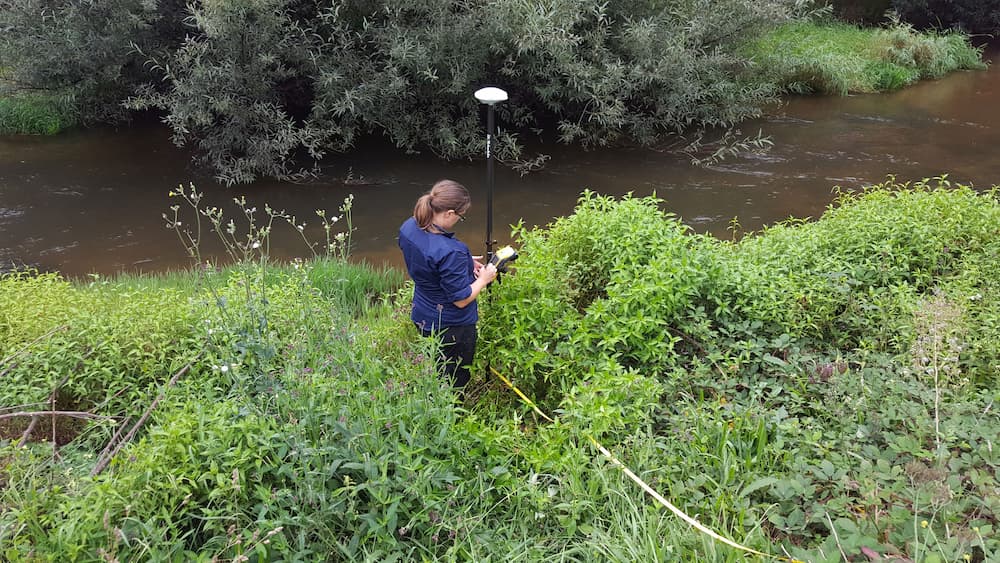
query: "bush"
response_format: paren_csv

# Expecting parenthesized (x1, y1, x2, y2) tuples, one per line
(0, 0, 166, 125)
(483, 178, 1000, 398)
(0, 271, 205, 418)
(124, 0, 804, 183)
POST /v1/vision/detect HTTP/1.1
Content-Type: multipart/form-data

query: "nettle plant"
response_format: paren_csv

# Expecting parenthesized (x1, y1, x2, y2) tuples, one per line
(163, 183, 355, 397)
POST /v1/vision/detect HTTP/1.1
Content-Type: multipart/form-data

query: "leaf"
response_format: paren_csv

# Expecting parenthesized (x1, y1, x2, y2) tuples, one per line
(763, 353, 787, 366)
(740, 476, 778, 498)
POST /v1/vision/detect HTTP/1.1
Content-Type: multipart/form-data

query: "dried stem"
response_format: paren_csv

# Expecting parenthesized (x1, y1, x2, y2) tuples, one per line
(17, 416, 40, 448)
(825, 511, 849, 562)
(0, 411, 112, 421)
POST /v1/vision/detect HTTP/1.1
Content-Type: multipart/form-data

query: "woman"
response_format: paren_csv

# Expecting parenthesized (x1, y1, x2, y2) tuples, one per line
(398, 179, 498, 388)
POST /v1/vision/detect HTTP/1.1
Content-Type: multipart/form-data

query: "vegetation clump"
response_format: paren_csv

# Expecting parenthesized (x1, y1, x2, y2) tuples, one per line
(2, 177, 998, 561)
(745, 20, 986, 94)
(0, 93, 76, 135)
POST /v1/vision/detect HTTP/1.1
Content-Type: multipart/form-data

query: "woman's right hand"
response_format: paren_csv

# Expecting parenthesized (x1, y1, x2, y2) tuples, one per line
(454, 262, 499, 309)
(478, 262, 498, 285)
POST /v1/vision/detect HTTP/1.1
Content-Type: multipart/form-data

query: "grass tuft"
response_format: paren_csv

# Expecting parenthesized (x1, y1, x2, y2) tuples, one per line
(0, 92, 76, 135)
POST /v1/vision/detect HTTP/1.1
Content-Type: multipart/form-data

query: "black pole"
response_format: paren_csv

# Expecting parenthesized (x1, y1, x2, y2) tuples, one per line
(485, 103, 496, 262)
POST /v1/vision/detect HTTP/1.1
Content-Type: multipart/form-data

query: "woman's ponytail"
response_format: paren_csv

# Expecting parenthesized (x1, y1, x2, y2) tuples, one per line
(412, 179, 471, 231)
(413, 193, 435, 230)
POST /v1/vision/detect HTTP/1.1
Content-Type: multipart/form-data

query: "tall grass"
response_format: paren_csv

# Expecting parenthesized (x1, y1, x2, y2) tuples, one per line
(745, 20, 986, 94)
(104, 259, 405, 314)
(0, 92, 76, 135)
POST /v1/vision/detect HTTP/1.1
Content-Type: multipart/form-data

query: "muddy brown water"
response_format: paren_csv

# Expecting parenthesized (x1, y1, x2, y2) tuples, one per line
(2, 50, 999, 278)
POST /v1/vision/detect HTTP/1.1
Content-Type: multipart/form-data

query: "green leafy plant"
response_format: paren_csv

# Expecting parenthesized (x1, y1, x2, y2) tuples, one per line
(3, 177, 998, 562)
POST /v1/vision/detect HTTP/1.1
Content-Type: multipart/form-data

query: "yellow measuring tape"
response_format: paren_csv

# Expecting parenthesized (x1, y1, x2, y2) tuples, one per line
(490, 367, 804, 563)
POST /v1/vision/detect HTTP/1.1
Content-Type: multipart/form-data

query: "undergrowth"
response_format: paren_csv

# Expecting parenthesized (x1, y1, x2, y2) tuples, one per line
(2, 177, 998, 562)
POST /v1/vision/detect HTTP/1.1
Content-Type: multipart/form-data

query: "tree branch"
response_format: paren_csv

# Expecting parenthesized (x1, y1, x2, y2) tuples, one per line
(0, 410, 111, 421)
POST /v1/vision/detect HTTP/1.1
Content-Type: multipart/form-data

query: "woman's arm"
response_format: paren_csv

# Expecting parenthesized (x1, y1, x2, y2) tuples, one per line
(453, 263, 497, 308)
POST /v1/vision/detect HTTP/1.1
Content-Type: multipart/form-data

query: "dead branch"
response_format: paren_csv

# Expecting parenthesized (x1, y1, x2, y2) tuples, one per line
(0, 411, 111, 421)
(94, 415, 131, 467)
(17, 416, 40, 448)
(0, 362, 17, 380)
(91, 359, 196, 477)
(1, 401, 48, 414)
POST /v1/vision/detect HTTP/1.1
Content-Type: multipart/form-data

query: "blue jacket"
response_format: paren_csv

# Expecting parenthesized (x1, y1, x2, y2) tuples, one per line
(398, 217, 477, 330)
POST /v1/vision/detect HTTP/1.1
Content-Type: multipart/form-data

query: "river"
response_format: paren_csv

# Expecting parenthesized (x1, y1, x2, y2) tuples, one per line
(1, 48, 998, 278)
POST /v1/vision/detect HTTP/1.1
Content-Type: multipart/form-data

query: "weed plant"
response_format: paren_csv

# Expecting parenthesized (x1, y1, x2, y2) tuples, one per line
(745, 20, 986, 94)
(2, 178, 999, 561)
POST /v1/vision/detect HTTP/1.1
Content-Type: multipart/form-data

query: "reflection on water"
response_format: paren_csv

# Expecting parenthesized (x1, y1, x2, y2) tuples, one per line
(1, 48, 998, 277)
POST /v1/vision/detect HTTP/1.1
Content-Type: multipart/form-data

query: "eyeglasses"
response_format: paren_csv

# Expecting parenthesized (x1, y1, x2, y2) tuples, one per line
(454, 210, 466, 222)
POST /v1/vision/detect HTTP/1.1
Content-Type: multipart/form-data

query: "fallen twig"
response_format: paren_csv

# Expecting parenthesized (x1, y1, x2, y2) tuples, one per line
(94, 415, 131, 467)
(51, 373, 71, 459)
(91, 358, 197, 477)
(0, 411, 112, 422)
(17, 416, 40, 448)
(1, 401, 47, 414)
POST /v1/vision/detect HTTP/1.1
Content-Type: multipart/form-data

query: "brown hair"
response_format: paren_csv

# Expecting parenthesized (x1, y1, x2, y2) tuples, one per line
(413, 179, 471, 230)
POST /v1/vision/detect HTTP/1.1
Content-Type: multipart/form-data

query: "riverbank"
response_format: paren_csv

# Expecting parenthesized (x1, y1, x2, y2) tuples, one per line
(2, 179, 997, 561)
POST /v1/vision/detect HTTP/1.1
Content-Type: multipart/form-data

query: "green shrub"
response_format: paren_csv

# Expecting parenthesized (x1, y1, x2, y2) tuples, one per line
(0, 0, 165, 125)
(124, 0, 803, 183)
(483, 178, 1000, 402)
(0, 271, 205, 418)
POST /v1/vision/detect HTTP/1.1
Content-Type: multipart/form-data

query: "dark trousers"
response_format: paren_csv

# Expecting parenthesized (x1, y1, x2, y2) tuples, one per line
(420, 324, 477, 388)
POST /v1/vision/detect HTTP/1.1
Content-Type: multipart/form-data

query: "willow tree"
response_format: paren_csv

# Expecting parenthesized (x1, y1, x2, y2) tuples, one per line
(0, 0, 185, 124)
(5, 0, 812, 183)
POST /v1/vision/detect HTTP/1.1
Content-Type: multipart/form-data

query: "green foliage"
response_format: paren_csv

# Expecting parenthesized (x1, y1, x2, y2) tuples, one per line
(745, 20, 986, 94)
(0, 0, 164, 124)
(3, 1, 988, 184)
(0, 270, 205, 418)
(3, 179, 999, 562)
(481, 191, 724, 406)
(129, 0, 803, 183)
(0, 92, 76, 135)
(127, 0, 325, 185)
(478, 178, 999, 561)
